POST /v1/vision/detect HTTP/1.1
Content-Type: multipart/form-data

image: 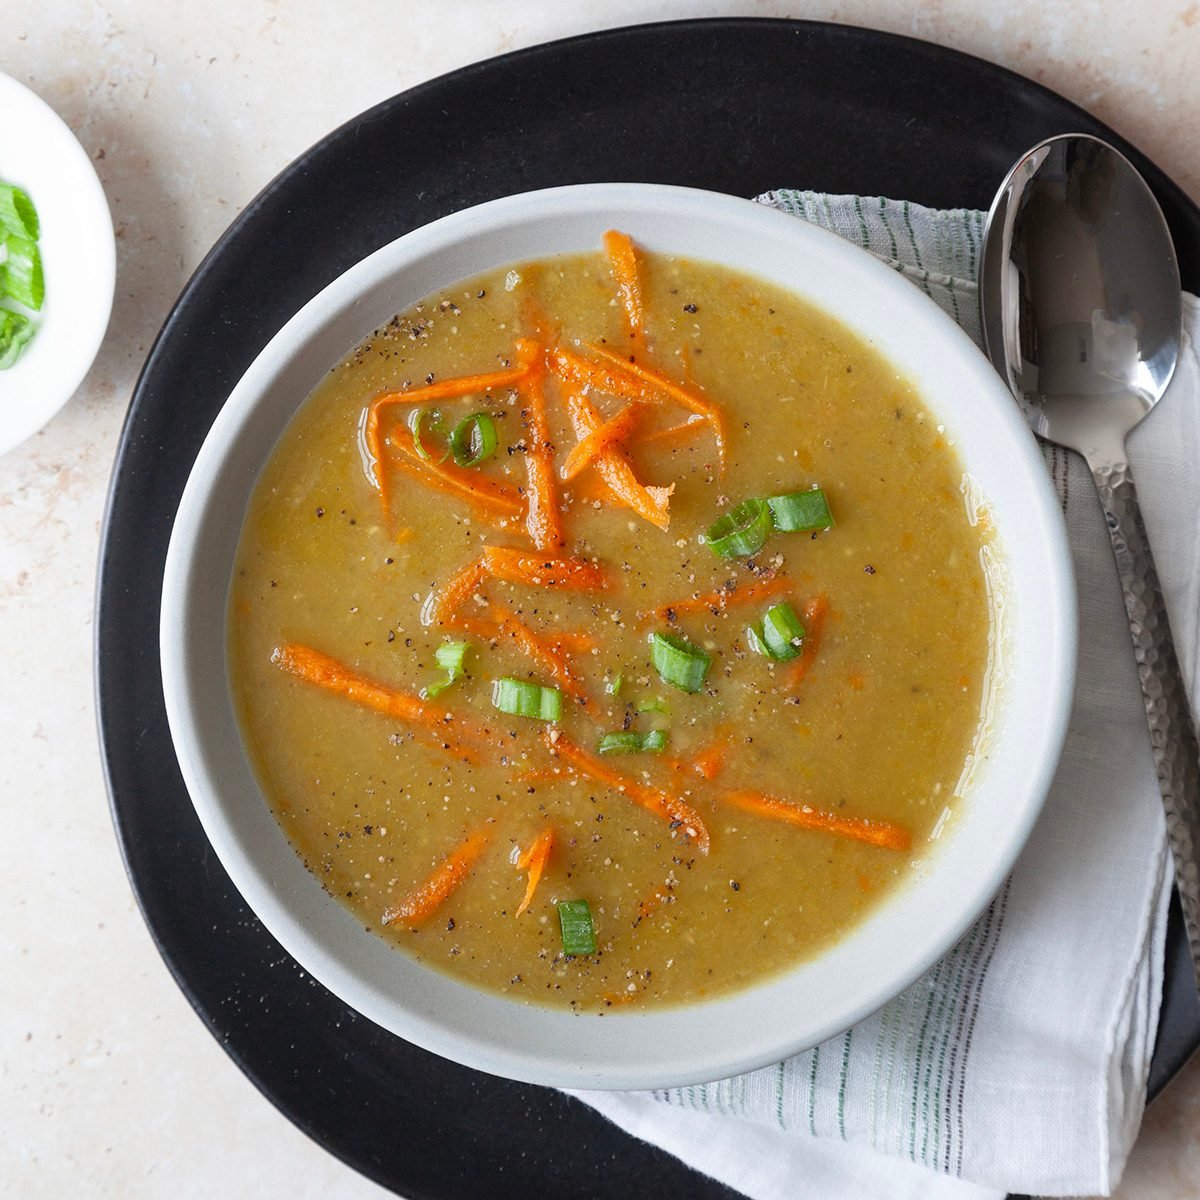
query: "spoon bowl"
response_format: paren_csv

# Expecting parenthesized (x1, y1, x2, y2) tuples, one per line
(979, 132, 1200, 984)
(982, 135, 1181, 460)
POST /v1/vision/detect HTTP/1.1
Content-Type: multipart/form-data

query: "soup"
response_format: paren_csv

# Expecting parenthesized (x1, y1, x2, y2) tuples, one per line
(228, 234, 993, 1010)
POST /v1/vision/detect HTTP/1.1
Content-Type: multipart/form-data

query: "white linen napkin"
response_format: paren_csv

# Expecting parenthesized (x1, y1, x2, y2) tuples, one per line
(568, 191, 1200, 1199)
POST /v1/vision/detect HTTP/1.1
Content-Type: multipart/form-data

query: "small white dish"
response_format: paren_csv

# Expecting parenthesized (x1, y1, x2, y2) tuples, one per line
(160, 184, 1076, 1090)
(0, 71, 115, 457)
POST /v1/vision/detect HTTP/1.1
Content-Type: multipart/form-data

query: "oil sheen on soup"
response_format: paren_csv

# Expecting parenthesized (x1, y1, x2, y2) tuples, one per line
(228, 235, 993, 1011)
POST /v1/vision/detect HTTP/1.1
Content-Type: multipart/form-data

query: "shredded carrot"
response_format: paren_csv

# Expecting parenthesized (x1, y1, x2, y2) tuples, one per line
(513, 339, 564, 551)
(640, 414, 707, 446)
(273, 644, 501, 761)
(549, 630, 598, 652)
(785, 595, 829, 689)
(644, 573, 790, 623)
(514, 825, 554, 916)
(602, 229, 646, 353)
(544, 730, 710, 853)
(388, 424, 524, 519)
(561, 381, 673, 530)
(381, 827, 491, 927)
(408, 728, 483, 766)
(426, 556, 487, 628)
(371, 365, 530, 412)
(364, 363, 531, 520)
(551, 345, 666, 407)
(693, 744, 726, 781)
(662, 742, 727, 782)
(510, 766, 568, 785)
(560, 402, 641, 480)
(481, 545, 609, 591)
(723, 789, 912, 852)
(583, 341, 727, 473)
(461, 606, 593, 706)
(272, 643, 451, 729)
(633, 883, 675, 924)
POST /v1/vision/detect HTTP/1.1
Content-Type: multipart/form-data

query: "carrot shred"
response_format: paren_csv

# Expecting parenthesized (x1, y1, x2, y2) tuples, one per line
(481, 545, 609, 591)
(602, 229, 646, 353)
(364, 364, 530, 522)
(583, 341, 727, 473)
(723, 789, 912, 852)
(387, 424, 524, 519)
(514, 825, 554, 916)
(371, 365, 530, 412)
(544, 730, 710, 853)
(382, 827, 491, 927)
(639, 414, 707, 446)
(644, 573, 791, 623)
(633, 882, 675, 924)
(560, 402, 641, 480)
(784, 595, 829, 689)
(426, 556, 487, 628)
(273, 643, 504, 762)
(272, 643, 451, 729)
(460, 606, 593, 706)
(514, 339, 565, 551)
(551, 345, 665, 407)
(561, 381, 673, 530)
(693, 744, 726, 781)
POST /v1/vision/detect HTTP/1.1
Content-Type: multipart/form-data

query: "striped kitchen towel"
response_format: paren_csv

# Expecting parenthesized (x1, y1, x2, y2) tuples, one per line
(569, 191, 1200, 1199)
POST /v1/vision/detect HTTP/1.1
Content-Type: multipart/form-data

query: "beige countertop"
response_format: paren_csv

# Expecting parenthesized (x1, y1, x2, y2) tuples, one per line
(3, 3, 1198, 1196)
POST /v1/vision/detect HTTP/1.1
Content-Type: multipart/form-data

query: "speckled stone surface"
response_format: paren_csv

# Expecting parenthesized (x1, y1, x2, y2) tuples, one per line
(2, 3, 1198, 1197)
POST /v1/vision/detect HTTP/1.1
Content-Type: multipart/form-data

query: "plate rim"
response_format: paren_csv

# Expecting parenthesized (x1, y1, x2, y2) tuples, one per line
(96, 17, 1200, 1198)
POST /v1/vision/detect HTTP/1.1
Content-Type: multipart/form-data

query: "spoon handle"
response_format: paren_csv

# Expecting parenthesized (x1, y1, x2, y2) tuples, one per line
(1092, 457, 1200, 981)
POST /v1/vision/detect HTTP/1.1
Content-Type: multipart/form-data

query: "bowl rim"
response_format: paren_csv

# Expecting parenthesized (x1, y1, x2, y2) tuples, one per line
(160, 181, 1077, 1090)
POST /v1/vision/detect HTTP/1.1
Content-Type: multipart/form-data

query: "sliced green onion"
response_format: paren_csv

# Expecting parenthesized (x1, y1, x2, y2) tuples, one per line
(423, 640, 471, 698)
(0, 185, 38, 239)
(767, 488, 834, 532)
(491, 676, 562, 721)
(605, 673, 623, 696)
(635, 696, 670, 715)
(0, 310, 35, 370)
(762, 602, 807, 660)
(450, 411, 498, 467)
(649, 630, 711, 694)
(704, 497, 773, 559)
(408, 407, 448, 462)
(597, 728, 668, 755)
(747, 602, 807, 662)
(557, 899, 597, 956)
(1, 235, 44, 311)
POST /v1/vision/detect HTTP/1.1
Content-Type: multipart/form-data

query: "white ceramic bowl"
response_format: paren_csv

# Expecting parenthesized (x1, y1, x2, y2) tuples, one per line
(0, 71, 115, 457)
(160, 184, 1076, 1090)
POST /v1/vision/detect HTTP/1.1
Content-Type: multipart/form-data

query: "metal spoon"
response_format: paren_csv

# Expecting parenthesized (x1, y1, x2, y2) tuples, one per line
(979, 133, 1200, 983)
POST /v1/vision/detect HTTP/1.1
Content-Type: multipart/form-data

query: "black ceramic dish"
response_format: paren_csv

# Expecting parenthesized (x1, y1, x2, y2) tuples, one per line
(97, 19, 1200, 1200)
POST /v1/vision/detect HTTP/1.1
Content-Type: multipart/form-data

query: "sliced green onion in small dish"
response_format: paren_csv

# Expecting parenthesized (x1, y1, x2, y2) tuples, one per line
(557, 899, 597, 956)
(1, 234, 44, 311)
(703, 497, 773, 559)
(767, 488, 833, 532)
(649, 630, 711, 694)
(0, 310, 35, 370)
(491, 676, 562, 721)
(0, 184, 38, 239)
(450, 411, 498, 467)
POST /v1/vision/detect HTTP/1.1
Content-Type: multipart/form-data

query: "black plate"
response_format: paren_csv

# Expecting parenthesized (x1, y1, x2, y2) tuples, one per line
(97, 19, 1200, 1199)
